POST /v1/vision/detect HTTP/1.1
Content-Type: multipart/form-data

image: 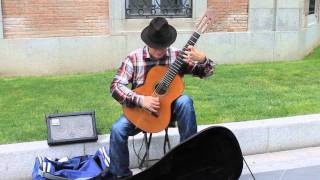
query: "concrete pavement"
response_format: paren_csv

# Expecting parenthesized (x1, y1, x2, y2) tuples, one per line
(240, 146, 320, 180)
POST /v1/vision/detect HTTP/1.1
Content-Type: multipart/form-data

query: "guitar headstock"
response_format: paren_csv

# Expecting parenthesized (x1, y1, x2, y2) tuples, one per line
(195, 9, 215, 34)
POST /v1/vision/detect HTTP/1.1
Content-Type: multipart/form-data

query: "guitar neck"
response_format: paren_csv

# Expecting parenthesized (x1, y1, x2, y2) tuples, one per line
(159, 31, 201, 89)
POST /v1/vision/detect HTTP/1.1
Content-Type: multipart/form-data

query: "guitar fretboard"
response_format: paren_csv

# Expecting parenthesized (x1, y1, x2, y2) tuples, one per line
(155, 32, 201, 94)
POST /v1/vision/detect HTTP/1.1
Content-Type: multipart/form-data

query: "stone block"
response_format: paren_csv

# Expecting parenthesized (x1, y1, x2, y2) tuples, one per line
(109, 0, 125, 20)
(125, 32, 145, 54)
(268, 119, 320, 152)
(277, 0, 304, 8)
(231, 126, 269, 155)
(198, 32, 236, 64)
(306, 14, 317, 27)
(0, 38, 59, 76)
(249, 9, 275, 31)
(194, 0, 207, 19)
(0, 36, 126, 76)
(171, 31, 193, 49)
(276, 8, 301, 31)
(234, 32, 275, 63)
(297, 24, 320, 59)
(84, 134, 110, 155)
(249, 0, 275, 9)
(304, 24, 320, 51)
(0, 40, 9, 76)
(0, 141, 84, 179)
(274, 31, 300, 60)
(57, 36, 126, 74)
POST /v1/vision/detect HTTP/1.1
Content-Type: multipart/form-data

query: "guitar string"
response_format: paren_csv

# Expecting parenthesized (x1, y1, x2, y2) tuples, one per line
(151, 32, 200, 97)
(152, 46, 187, 94)
(152, 36, 200, 97)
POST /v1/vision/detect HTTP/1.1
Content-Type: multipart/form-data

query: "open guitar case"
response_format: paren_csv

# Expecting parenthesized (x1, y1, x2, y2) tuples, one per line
(126, 126, 244, 180)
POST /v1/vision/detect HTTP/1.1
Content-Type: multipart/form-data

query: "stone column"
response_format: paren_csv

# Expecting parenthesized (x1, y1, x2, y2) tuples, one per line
(0, 0, 3, 38)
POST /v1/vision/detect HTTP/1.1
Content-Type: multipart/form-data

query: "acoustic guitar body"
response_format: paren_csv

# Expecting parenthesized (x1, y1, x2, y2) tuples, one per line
(123, 66, 184, 133)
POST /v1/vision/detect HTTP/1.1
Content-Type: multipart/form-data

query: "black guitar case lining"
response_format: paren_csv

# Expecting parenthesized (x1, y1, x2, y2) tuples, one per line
(127, 126, 243, 180)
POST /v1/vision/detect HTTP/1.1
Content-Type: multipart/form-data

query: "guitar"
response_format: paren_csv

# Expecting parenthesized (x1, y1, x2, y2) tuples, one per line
(123, 10, 215, 133)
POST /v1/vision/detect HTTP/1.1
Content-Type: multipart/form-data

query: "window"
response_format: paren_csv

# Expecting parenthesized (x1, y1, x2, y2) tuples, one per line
(309, 0, 315, 14)
(125, 0, 192, 19)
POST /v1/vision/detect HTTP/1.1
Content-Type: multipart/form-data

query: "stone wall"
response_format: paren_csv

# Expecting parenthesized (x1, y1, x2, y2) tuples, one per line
(0, 0, 319, 76)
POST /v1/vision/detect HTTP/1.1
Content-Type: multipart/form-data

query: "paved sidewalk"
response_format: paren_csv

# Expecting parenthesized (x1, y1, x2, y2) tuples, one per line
(240, 146, 320, 180)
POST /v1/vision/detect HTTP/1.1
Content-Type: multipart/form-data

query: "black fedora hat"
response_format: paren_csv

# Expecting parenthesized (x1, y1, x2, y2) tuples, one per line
(141, 17, 177, 48)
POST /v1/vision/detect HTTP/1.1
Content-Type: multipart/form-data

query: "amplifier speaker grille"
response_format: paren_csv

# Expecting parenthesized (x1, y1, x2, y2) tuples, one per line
(46, 111, 98, 146)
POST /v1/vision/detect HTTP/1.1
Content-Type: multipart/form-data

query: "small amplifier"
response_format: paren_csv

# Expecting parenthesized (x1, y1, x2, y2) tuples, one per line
(46, 111, 98, 146)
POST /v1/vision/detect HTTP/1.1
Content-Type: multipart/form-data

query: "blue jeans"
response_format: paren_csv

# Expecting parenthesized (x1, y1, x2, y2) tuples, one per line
(109, 95, 197, 177)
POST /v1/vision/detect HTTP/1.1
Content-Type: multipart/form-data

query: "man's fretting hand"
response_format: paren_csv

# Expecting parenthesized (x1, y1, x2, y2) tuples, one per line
(183, 45, 206, 63)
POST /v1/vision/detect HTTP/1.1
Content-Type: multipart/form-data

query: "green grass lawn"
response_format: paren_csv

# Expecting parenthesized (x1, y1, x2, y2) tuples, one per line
(0, 48, 320, 145)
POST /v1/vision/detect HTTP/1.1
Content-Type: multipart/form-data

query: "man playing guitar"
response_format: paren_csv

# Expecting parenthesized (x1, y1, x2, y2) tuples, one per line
(109, 17, 216, 179)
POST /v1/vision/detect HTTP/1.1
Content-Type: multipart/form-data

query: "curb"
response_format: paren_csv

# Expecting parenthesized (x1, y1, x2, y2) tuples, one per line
(1, 114, 320, 179)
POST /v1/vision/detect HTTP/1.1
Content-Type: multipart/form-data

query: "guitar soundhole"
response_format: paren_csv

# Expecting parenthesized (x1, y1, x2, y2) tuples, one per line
(154, 83, 167, 95)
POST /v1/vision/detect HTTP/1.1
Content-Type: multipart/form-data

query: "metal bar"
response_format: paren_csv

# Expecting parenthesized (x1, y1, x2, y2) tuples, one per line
(139, 132, 153, 169)
(163, 128, 171, 154)
(125, 0, 192, 19)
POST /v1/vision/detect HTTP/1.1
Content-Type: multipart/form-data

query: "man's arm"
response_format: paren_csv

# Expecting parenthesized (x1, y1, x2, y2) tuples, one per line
(110, 57, 143, 107)
(110, 55, 160, 113)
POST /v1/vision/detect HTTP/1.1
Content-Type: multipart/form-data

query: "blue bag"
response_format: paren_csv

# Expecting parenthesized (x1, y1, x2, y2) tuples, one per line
(32, 146, 110, 180)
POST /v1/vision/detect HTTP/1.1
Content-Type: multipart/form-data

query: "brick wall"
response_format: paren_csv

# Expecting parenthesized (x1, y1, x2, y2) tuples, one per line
(2, 0, 109, 38)
(207, 0, 248, 32)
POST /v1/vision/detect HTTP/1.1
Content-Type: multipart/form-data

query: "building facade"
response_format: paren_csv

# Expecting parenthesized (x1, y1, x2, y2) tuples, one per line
(0, 0, 319, 76)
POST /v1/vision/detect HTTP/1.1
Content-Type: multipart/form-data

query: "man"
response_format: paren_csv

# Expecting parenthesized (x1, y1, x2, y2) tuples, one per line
(109, 17, 216, 179)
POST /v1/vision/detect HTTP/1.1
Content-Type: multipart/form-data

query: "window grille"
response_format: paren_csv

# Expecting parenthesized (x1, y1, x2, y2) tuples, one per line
(125, 0, 192, 19)
(309, 0, 315, 14)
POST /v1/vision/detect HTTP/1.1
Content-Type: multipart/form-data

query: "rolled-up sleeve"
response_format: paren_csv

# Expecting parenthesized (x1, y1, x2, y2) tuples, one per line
(110, 57, 143, 107)
(183, 57, 217, 78)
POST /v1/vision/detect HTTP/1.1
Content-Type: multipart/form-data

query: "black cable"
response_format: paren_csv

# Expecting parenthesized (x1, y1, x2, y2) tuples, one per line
(132, 134, 145, 166)
(243, 156, 255, 180)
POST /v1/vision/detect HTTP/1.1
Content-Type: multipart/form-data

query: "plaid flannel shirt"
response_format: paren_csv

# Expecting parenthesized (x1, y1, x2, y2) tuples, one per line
(110, 46, 216, 107)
